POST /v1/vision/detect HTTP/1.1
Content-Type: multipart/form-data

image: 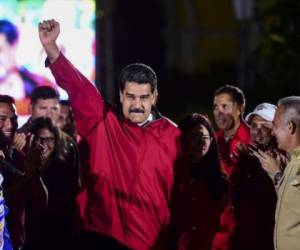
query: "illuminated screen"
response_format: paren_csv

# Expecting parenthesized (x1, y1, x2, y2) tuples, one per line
(0, 0, 96, 125)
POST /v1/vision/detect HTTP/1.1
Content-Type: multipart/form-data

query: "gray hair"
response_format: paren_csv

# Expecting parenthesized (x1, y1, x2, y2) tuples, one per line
(277, 96, 300, 127)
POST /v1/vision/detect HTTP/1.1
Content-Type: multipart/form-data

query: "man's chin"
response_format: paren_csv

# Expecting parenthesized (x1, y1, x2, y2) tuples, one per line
(129, 116, 146, 124)
(216, 123, 228, 130)
(256, 139, 266, 146)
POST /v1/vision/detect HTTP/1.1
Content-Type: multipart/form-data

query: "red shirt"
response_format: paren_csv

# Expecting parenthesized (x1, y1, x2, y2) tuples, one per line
(216, 121, 251, 177)
(48, 53, 182, 250)
(212, 121, 250, 250)
(175, 179, 225, 250)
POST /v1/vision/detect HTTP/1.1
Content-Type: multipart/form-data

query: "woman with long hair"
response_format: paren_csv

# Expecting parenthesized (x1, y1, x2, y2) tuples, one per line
(172, 113, 227, 250)
(23, 117, 80, 250)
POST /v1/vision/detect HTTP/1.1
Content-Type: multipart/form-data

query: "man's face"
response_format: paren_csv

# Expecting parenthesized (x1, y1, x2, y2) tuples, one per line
(57, 104, 70, 129)
(250, 115, 273, 145)
(31, 98, 60, 125)
(213, 93, 243, 131)
(272, 106, 290, 152)
(120, 81, 157, 124)
(0, 102, 16, 143)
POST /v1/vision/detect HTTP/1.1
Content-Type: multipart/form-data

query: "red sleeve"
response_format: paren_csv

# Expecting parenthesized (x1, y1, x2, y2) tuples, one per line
(48, 53, 104, 137)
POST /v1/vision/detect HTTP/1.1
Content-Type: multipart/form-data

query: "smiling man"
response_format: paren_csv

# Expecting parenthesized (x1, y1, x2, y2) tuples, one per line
(213, 85, 251, 176)
(0, 96, 17, 146)
(228, 103, 279, 250)
(271, 96, 300, 250)
(212, 85, 251, 250)
(246, 103, 277, 149)
(0, 95, 19, 250)
(38, 19, 182, 250)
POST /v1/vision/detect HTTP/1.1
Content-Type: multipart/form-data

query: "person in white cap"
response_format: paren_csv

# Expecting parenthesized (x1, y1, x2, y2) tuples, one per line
(247, 103, 288, 184)
(246, 103, 277, 150)
(227, 102, 287, 250)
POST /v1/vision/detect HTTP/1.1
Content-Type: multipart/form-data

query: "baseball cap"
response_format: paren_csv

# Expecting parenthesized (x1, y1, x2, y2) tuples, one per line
(245, 103, 277, 123)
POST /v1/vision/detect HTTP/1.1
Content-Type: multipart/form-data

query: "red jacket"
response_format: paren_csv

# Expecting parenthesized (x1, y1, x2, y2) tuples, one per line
(216, 121, 250, 177)
(212, 121, 250, 250)
(174, 178, 225, 250)
(48, 53, 182, 250)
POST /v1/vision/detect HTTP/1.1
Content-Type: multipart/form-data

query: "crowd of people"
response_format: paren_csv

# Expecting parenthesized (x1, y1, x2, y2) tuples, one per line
(0, 18, 298, 250)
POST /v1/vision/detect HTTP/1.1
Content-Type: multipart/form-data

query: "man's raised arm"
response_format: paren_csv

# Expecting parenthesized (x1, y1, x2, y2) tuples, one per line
(38, 19, 60, 63)
(38, 19, 104, 137)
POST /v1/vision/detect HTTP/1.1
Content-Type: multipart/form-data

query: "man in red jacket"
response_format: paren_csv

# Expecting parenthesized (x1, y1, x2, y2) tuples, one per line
(213, 85, 251, 177)
(212, 85, 251, 250)
(38, 19, 183, 250)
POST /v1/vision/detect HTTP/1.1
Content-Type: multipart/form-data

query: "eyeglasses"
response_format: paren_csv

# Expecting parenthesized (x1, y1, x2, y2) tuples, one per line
(34, 136, 55, 144)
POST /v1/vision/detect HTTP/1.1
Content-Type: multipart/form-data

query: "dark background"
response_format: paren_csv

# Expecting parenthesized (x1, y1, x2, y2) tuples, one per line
(96, 0, 300, 124)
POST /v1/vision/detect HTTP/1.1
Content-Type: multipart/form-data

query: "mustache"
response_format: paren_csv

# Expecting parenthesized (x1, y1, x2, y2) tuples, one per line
(129, 108, 144, 113)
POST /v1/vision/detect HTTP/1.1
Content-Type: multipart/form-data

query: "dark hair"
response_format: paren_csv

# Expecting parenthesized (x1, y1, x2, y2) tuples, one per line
(215, 84, 246, 107)
(178, 113, 227, 201)
(59, 100, 77, 138)
(0, 19, 19, 45)
(31, 116, 58, 144)
(30, 117, 75, 164)
(30, 117, 62, 162)
(0, 95, 16, 106)
(30, 86, 59, 105)
(0, 94, 18, 132)
(119, 63, 157, 92)
(59, 100, 71, 106)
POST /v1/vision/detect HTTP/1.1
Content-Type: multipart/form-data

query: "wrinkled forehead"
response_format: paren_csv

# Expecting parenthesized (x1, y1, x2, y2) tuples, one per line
(251, 122, 272, 132)
(250, 114, 269, 124)
(122, 81, 153, 94)
(214, 93, 235, 105)
(273, 106, 287, 123)
(34, 98, 59, 107)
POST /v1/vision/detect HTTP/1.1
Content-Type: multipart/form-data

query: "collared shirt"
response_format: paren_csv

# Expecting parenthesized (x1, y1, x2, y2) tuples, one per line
(48, 53, 182, 250)
(216, 120, 251, 177)
(138, 113, 153, 127)
(274, 146, 300, 250)
(212, 121, 250, 250)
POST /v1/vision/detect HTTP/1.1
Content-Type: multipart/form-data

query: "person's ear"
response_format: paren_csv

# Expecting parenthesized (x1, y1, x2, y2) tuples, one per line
(152, 90, 158, 106)
(239, 104, 245, 114)
(288, 121, 297, 134)
(119, 90, 124, 104)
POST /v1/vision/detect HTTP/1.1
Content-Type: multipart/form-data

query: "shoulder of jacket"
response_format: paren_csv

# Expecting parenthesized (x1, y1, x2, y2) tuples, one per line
(160, 116, 178, 128)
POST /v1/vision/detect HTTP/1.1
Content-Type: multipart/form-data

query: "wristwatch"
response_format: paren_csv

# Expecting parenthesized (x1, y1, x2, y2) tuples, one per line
(274, 171, 283, 185)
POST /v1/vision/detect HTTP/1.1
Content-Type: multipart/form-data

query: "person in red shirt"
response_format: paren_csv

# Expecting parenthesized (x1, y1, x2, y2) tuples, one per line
(38, 19, 183, 250)
(212, 85, 251, 250)
(172, 113, 227, 250)
(213, 85, 251, 177)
